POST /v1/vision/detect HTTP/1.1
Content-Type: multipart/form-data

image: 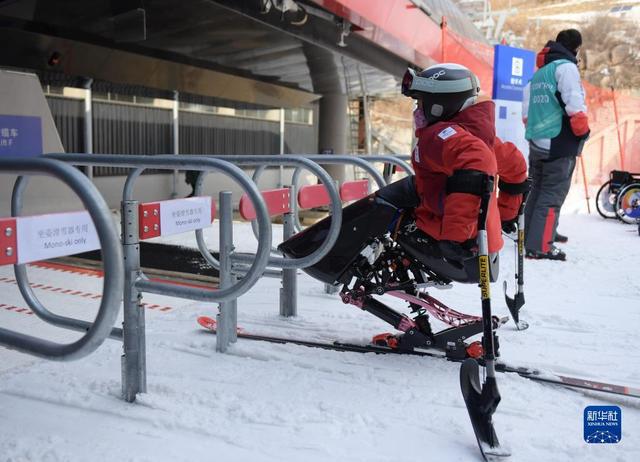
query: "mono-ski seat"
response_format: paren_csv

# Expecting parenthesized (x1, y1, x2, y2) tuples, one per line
(395, 218, 499, 284)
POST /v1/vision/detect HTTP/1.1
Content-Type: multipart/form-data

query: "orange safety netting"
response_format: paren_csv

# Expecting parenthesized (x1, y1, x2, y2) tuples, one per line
(441, 22, 640, 186)
(442, 24, 494, 96)
(580, 83, 640, 184)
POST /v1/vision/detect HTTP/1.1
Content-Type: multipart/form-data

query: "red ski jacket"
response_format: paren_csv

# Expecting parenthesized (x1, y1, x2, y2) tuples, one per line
(411, 101, 528, 253)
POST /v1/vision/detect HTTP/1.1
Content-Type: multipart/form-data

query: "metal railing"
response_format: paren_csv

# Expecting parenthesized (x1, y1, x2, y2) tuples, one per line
(40, 153, 273, 401)
(192, 155, 344, 332)
(1, 156, 123, 361)
(3, 152, 414, 402)
(359, 154, 413, 183)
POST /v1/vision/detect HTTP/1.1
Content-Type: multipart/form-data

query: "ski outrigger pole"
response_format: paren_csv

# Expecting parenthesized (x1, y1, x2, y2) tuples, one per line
(503, 182, 531, 331)
(460, 174, 510, 461)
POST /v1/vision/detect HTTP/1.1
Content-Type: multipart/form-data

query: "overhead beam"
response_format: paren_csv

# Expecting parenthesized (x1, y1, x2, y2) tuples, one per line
(208, 0, 409, 79)
(0, 22, 319, 108)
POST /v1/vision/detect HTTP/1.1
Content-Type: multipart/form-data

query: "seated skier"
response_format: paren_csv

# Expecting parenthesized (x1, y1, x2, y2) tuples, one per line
(399, 63, 528, 271)
(279, 64, 529, 354)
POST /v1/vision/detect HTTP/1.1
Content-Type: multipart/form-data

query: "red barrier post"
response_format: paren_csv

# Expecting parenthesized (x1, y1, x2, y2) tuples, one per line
(579, 156, 591, 214)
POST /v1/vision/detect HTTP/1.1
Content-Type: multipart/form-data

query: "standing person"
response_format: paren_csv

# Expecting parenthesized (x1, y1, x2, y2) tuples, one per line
(522, 29, 590, 261)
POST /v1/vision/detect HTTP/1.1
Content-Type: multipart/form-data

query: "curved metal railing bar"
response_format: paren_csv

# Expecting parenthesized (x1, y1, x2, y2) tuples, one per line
(11, 176, 124, 340)
(290, 155, 388, 232)
(194, 155, 343, 271)
(359, 155, 414, 177)
(303, 155, 387, 189)
(249, 165, 282, 254)
(47, 154, 272, 302)
(1, 156, 124, 360)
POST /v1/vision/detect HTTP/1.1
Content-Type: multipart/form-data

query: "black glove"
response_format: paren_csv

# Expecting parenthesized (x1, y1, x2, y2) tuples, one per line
(438, 240, 474, 262)
(501, 218, 517, 234)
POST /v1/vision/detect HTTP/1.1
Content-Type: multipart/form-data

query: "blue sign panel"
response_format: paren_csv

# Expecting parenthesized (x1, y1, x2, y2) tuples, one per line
(0, 114, 43, 157)
(492, 44, 535, 102)
(584, 405, 622, 443)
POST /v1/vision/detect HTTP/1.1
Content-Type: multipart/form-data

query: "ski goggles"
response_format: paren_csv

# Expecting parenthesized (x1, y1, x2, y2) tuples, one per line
(401, 67, 480, 97)
(401, 68, 421, 98)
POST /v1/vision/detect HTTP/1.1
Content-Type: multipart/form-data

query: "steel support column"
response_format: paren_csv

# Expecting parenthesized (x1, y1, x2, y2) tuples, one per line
(319, 93, 348, 183)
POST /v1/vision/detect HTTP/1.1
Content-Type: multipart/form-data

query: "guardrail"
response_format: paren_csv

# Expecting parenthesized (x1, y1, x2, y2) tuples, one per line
(0, 156, 123, 361)
(3, 153, 413, 403)
(213, 155, 407, 318)
(191, 155, 343, 334)
(359, 154, 413, 183)
(238, 154, 412, 308)
(35, 153, 273, 401)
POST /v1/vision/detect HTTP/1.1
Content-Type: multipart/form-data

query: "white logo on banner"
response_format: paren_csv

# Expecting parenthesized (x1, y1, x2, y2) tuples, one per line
(16, 211, 100, 264)
(160, 196, 212, 236)
(511, 57, 524, 77)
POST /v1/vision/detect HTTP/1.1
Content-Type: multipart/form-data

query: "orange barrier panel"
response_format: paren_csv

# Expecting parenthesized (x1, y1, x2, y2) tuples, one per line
(298, 184, 330, 209)
(339, 179, 369, 202)
(239, 188, 291, 220)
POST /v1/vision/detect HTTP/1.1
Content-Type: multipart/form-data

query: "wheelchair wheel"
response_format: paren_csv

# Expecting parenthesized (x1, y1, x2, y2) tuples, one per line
(595, 180, 617, 219)
(615, 182, 640, 224)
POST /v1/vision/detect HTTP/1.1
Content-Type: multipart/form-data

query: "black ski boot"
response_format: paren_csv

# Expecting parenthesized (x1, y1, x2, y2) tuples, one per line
(525, 245, 566, 261)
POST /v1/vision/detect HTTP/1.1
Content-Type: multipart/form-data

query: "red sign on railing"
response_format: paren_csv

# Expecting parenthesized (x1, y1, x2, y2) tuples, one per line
(239, 188, 291, 220)
(340, 179, 369, 202)
(0, 217, 18, 266)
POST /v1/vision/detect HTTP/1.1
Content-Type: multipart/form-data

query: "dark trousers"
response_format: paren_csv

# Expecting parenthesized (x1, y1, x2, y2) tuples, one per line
(524, 144, 576, 253)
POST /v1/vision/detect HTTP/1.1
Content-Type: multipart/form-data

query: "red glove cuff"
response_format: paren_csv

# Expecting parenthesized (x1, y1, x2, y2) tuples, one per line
(570, 112, 590, 136)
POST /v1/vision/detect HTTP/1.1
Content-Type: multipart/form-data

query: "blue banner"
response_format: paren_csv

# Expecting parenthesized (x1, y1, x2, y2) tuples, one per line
(492, 44, 535, 102)
(584, 405, 622, 443)
(0, 114, 43, 157)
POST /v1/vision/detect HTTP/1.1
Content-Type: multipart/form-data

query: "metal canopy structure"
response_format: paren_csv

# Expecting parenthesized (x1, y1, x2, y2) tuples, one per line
(0, 0, 420, 108)
(0, 0, 490, 109)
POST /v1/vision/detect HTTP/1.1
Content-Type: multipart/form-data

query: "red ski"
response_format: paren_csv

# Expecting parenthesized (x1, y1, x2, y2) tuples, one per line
(197, 316, 244, 333)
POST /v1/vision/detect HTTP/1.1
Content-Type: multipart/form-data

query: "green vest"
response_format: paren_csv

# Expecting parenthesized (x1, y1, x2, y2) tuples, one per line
(525, 59, 571, 140)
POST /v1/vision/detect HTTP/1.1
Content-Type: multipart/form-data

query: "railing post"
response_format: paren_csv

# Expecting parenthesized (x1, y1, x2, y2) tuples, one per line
(171, 91, 180, 199)
(217, 191, 234, 352)
(280, 188, 297, 317)
(83, 78, 94, 180)
(279, 108, 285, 188)
(121, 199, 145, 402)
(325, 178, 341, 295)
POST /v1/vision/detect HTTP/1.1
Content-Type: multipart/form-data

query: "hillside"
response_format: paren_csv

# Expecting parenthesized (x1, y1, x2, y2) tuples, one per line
(367, 1, 640, 156)
(496, 0, 640, 88)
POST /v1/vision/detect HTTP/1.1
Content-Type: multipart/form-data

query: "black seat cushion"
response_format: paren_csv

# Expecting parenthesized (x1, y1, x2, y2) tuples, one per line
(396, 220, 498, 284)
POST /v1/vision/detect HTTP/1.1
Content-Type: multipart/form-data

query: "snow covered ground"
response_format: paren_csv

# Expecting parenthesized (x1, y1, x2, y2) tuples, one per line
(0, 209, 639, 462)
